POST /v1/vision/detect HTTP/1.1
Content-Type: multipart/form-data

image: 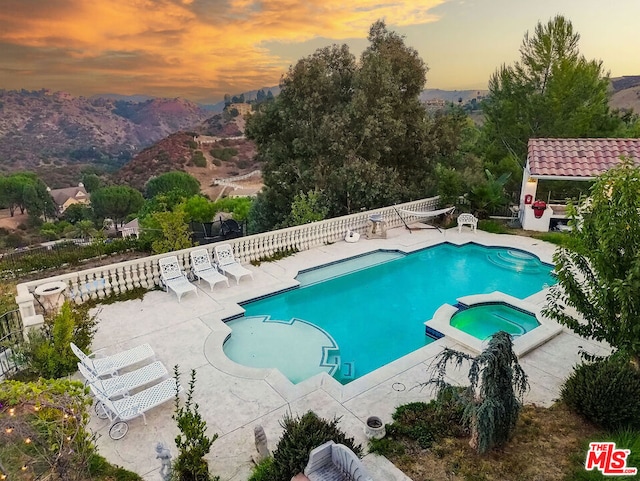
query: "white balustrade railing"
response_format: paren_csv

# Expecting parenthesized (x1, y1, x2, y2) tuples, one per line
(15, 197, 439, 322)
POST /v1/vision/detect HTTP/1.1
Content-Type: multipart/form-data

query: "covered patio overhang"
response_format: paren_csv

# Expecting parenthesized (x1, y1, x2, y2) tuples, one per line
(518, 138, 640, 231)
(518, 162, 595, 231)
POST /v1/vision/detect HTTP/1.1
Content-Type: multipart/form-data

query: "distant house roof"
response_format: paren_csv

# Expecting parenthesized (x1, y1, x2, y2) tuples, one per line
(528, 138, 640, 178)
(48, 184, 89, 207)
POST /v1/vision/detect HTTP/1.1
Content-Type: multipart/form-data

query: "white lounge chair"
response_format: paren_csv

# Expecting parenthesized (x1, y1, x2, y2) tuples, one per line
(190, 248, 229, 291)
(159, 255, 198, 302)
(70, 342, 155, 378)
(78, 361, 168, 399)
(94, 378, 182, 439)
(214, 243, 254, 285)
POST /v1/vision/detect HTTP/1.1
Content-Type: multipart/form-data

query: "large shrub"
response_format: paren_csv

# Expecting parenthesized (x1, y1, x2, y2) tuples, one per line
(269, 411, 362, 481)
(0, 378, 141, 481)
(561, 356, 640, 430)
(18, 302, 97, 379)
(387, 387, 467, 448)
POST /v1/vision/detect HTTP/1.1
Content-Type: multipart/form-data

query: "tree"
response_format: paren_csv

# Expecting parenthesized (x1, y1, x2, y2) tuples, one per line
(91, 186, 144, 227)
(62, 203, 93, 224)
(287, 190, 328, 226)
(183, 196, 217, 223)
(468, 169, 512, 218)
(543, 158, 640, 368)
(483, 15, 620, 169)
(247, 21, 452, 231)
(145, 171, 200, 199)
(0, 172, 56, 218)
(150, 206, 192, 254)
(68, 219, 97, 240)
(430, 331, 529, 454)
(80, 173, 102, 192)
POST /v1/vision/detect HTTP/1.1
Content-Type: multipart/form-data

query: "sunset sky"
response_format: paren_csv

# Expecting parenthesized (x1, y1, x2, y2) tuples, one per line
(0, 0, 638, 104)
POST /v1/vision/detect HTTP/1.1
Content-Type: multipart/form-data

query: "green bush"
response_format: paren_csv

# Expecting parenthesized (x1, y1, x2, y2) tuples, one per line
(192, 150, 207, 167)
(209, 147, 238, 162)
(212, 158, 222, 166)
(477, 219, 509, 234)
(269, 411, 362, 481)
(236, 159, 250, 169)
(18, 301, 97, 379)
(374, 387, 467, 450)
(172, 367, 220, 481)
(248, 457, 276, 481)
(561, 357, 640, 430)
(531, 231, 571, 247)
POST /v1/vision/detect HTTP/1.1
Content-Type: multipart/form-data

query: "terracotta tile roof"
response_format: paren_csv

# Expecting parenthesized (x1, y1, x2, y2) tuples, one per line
(528, 138, 640, 178)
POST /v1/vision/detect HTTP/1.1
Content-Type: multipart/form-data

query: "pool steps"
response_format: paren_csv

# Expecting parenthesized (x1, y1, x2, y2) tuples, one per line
(485, 250, 549, 274)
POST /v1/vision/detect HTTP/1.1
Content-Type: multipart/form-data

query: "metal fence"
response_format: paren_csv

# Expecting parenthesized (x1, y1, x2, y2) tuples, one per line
(189, 219, 246, 245)
(0, 309, 24, 379)
(0, 238, 139, 280)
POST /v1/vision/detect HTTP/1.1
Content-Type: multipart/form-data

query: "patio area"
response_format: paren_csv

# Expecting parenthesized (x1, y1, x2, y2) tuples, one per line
(84, 224, 609, 481)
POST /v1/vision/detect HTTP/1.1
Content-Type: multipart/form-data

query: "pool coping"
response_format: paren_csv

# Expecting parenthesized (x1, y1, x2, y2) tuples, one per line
(203, 237, 560, 403)
(425, 292, 564, 357)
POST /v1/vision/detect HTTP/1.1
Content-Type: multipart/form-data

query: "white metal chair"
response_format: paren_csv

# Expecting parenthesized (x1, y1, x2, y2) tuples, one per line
(457, 213, 478, 233)
(214, 243, 253, 285)
(158, 255, 198, 302)
(189, 248, 229, 291)
(94, 378, 182, 440)
(70, 342, 155, 378)
(78, 361, 168, 399)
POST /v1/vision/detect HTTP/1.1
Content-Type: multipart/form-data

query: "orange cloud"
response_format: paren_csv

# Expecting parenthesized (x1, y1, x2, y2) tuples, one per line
(0, 0, 447, 102)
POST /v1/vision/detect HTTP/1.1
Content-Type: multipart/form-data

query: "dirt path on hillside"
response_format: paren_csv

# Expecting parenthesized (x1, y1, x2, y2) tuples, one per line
(0, 209, 28, 230)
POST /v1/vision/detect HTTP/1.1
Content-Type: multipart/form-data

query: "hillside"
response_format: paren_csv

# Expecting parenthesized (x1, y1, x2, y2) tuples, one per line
(609, 76, 640, 114)
(0, 89, 210, 173)
(114, 113, 259, 193)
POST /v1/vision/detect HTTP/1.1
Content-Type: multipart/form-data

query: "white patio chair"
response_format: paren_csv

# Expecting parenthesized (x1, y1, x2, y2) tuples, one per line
(94, 378, 182, 440)
(189, 248, 229, 291)
(70, 342, 155, 378)
(214, 243, 254, 285)
(158, 255, 198, 302)
(304, 441, 372, 481)
(457, 213, 478, 233)
(78, 361, 168, 400)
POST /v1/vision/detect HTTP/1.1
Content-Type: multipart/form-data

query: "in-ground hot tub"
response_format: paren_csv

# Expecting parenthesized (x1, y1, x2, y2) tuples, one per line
(425, 292, 563, 356)
(450, 302, 540, 340)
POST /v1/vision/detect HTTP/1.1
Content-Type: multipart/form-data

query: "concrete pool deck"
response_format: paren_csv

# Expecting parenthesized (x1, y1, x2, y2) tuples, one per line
(87, 225, 610, 481)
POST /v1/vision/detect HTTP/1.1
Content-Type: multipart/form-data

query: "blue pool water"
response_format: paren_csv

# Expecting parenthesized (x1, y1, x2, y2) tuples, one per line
(224, 243, 555, 383)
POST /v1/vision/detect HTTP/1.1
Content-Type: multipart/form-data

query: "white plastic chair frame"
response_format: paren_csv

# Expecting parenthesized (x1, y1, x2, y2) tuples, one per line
(70, 342, 155, 378)
(78, 361, 168, 400)
(190, 248, 229, 291)
(213, 243, 254, 285)
(94, 378, 182, 440)
(159, 255, 198, 302)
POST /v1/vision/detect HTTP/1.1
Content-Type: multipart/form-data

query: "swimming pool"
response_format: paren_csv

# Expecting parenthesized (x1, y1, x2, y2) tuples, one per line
(224, 243, 555, 383)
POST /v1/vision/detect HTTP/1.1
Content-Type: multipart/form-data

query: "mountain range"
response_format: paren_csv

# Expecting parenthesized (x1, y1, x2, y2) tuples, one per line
(0, 89, 210, 173)
(0, 78, 638, 189)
